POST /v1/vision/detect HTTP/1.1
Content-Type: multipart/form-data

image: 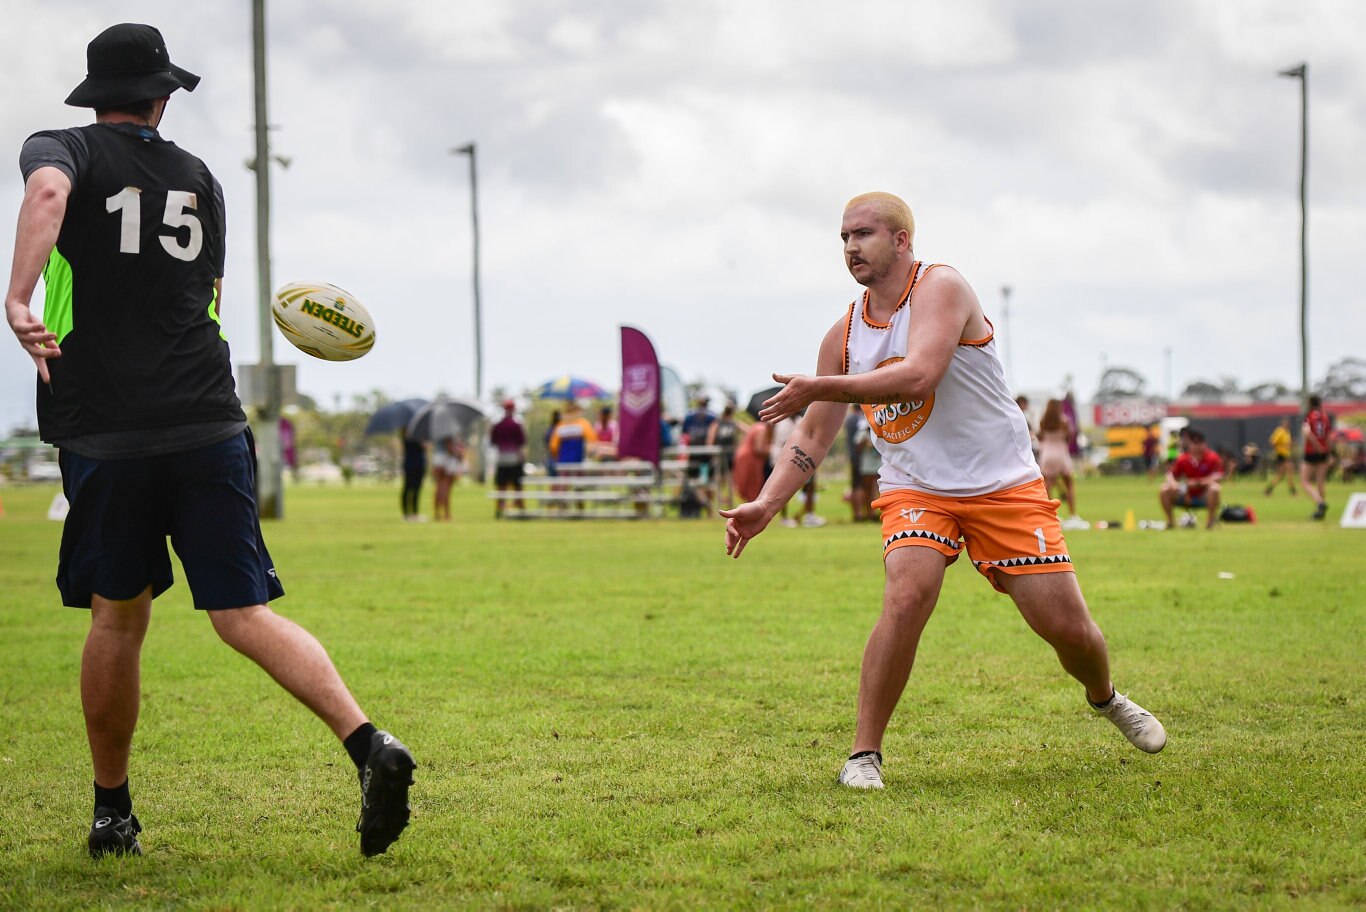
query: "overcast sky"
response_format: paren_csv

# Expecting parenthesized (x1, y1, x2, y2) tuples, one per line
(3, 0, 1364, 432)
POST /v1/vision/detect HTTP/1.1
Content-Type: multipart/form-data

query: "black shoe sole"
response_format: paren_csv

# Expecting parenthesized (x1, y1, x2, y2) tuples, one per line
(88, 836, 142, 858)
(359, 745, 416, 857)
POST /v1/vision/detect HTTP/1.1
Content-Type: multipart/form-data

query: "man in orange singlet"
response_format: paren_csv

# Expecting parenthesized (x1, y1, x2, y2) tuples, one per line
(721, 192, 1166, 790)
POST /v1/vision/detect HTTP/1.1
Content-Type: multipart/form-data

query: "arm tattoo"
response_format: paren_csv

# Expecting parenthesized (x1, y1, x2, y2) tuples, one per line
(837, 391, 913, 405)
(788, 445, 816, 474)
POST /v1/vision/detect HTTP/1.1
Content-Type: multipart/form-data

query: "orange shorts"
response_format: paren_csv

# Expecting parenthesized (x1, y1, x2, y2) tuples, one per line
(872, 477, 1072, 593)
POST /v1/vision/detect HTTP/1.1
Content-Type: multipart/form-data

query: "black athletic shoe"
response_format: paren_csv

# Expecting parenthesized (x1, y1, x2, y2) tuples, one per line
(88, 807, 142, 858)
(1312, 502, 1328, 520)
(357, 730, 416, 857)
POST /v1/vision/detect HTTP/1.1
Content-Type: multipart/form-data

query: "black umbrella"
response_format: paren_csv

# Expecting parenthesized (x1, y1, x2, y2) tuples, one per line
(405, 396, 489, 442)
(745, 386, 782, 421)
(364, 398, 429, 436)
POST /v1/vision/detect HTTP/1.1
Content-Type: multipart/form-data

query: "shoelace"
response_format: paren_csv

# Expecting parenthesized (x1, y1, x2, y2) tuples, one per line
(1109, 699, 1152, 736)
(845, 756, 881, 782)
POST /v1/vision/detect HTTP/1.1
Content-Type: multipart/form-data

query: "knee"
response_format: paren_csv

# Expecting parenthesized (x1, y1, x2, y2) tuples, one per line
(881, 586, 937, 627)
(1047, 615, 1104, 654)
(209, 604, 271, 647)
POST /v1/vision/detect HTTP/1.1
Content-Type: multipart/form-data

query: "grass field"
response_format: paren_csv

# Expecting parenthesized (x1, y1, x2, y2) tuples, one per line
(1, 474, 1363, 909)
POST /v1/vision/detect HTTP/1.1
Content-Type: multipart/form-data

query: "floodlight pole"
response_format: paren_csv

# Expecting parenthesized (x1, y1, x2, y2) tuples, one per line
(452, 143, 484, 401)
(1000, 285, 1013, 389)
(251, 0, 283, 519)
(1278, 62, 1308, 412)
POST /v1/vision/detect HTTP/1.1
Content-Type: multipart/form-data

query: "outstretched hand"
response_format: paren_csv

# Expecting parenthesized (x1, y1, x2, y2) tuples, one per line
(6, 306, 60, 383)
(720, 500, 774, 559)
(758, 373, 820, 423)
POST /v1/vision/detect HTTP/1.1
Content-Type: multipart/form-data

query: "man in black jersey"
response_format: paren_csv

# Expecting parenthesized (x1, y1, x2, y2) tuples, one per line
(4, 23, 414, 859)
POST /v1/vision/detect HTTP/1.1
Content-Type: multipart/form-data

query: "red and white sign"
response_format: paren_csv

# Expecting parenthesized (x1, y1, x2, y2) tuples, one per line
(1094, 401, 1168, 427)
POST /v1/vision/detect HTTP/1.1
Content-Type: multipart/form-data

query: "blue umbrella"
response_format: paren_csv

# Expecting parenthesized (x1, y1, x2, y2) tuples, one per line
(534, 375, 609, 400)
(364, 398, 429, 436)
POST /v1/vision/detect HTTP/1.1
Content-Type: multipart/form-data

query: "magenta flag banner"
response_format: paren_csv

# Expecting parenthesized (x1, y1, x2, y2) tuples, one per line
(618, 325, 661, 466)
(1062, 392, 1081, 456)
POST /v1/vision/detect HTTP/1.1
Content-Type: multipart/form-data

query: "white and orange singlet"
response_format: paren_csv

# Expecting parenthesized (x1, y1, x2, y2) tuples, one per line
(843, 263, 1038, 497)
(843, 262, 1068, 589)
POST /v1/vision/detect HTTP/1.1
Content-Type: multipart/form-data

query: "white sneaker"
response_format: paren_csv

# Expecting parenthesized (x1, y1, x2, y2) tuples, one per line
(1093, 691, 1167, 753)
(780, 517, 799, 528)
(801, 513, 827, 528)
(838, 752, 884, 789)
(1061, 516, 1091, 531)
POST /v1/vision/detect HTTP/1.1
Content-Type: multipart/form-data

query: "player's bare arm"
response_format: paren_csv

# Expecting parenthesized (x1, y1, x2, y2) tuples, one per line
(722, 340, 847, 558)
(759, 268, 981, 423)
(5, 166, 70, 382)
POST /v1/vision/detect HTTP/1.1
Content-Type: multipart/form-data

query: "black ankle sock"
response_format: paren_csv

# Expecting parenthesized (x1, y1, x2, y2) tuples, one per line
(344, 723, 378, 771)
(94, 779, 132, 817)
(849, 750, 883, 763)
(1089, 689, 1117, 709)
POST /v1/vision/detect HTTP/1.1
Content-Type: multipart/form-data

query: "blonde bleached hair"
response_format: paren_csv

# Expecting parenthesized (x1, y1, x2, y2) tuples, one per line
(845, 192, 915, 246)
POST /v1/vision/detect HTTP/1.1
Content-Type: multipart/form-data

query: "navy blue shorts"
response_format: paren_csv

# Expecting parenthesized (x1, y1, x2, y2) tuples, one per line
(57, 430, 285, 610)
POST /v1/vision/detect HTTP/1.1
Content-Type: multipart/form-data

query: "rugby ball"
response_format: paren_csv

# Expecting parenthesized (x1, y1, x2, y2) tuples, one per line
(272, 281, 376, 361)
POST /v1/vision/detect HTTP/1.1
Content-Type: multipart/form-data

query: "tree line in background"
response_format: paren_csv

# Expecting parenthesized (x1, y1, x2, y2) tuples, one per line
(1095, 356, 1366, 404)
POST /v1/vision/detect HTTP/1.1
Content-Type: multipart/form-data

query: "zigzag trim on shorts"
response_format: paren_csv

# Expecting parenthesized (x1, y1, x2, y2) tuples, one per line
(885, 528, 961, 551)
(972, 554, 1073, 569)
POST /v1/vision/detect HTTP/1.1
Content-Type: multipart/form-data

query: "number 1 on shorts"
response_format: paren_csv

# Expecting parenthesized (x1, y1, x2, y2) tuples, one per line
(1034, 527, 1046, 554)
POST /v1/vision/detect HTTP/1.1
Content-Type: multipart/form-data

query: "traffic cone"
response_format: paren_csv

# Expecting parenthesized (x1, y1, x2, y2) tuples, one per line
(1122, 508, 1137, 531)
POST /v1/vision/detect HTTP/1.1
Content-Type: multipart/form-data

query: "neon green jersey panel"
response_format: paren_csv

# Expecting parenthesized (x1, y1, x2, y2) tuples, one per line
(42, 247, 75, 344)
(208, 283, 226, 340)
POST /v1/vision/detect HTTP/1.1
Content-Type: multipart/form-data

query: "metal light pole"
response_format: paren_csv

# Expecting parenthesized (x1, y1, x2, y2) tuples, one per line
(251, 0, 283, 519)
(1000, 285, 1014, 389)
(1278, 62, 1308, 411)
(452, 143, 483, 400)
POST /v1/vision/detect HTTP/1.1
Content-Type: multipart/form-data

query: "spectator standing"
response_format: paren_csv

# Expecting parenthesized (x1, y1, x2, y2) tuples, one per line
(3, 23, 413, 857)
(1159, 428, 1223, 529)
(400, 428, 426, 521)
(593, 405, 618, 460)
(707, 402, 741, 507)
(1301, 396, 1332, 520)
(549, 400, 598, 469)
(431, 437, 459, 521)
(490, 399, 526, 518)
(844, 404, 867, 521)
(731, 419, 770, 503)
(680, 395, 717, 445)
(1038, 399, 1087, 530)
(543, 410, 561, 477)
(856, 423, 883, 522)
(1142, 425, 1160, 479)
(1016, 395, 1040, 460)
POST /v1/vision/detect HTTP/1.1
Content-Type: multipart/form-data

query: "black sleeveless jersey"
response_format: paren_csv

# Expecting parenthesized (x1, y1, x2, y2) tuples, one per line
(27, 123, 245, 441)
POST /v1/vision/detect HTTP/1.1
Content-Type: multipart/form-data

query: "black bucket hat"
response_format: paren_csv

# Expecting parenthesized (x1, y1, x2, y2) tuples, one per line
(65, 23, 200, 109)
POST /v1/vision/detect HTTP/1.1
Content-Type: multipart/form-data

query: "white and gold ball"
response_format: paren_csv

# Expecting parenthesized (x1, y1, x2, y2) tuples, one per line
(272, 281, 376, 362)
